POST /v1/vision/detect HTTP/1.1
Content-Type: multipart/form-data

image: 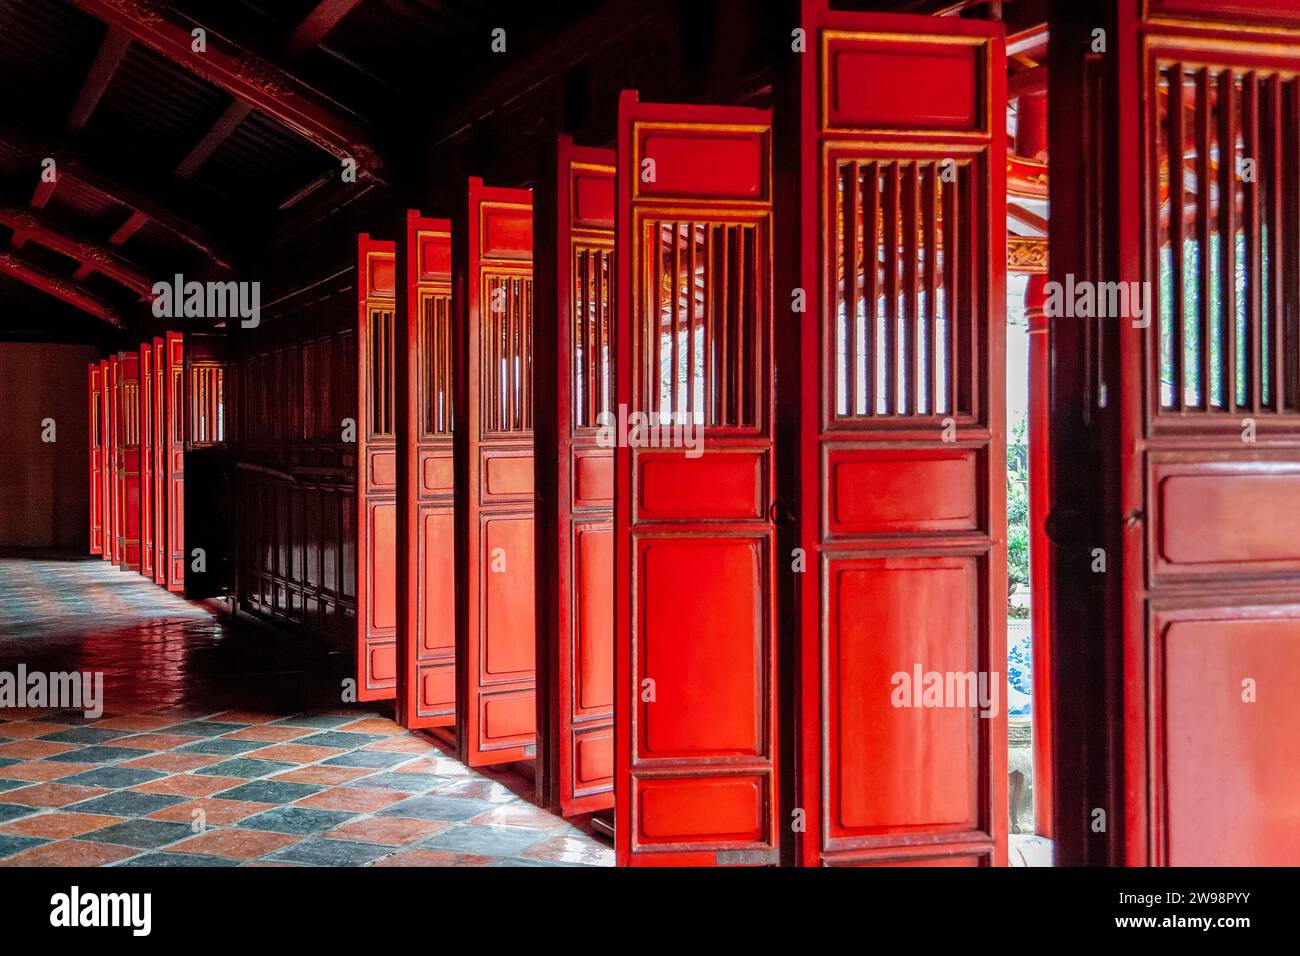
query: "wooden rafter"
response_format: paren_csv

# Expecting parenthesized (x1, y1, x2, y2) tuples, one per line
(0, 204, 154, 298)
(0, 123, 235, 271)
(285, 0, 365, 57)
(67, 26, 132, 132)
(67, 0, 385, 182)
(173, 101, 253, 179)
(0, 250, 124, 328)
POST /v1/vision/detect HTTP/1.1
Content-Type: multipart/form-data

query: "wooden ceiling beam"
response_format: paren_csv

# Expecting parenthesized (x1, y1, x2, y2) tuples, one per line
(173, 101, 253, 178)
(285, 0, 365, 57)
(67, 26, 132, 132)
(0, 123, 235, 271)
(0, 204, 154, 298)
(0, 250, 124, 329)
(67, 0, 385, 183)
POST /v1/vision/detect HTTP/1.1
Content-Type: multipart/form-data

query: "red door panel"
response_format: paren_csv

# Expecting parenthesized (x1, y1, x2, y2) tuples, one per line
(89, 363, 103, 555)
(789, 3, 1007, 867)
(615, 92, 778, 866)
(153, 338, 166, 585)
(139, 343, 154, 579)
(357, 234, 398, 701)
(109, 354, 122, 565)
(100, 359, 111, 562)
(455, 178, 536, 766)
(119, 350, 142, 571)
(536, 136, 616, 815)
(164, 331, 185, 592)
(397, 212, 456, 728)
(1048, 1, 1300, 865)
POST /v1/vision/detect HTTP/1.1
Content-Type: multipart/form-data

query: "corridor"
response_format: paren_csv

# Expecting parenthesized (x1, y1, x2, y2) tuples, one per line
(0, 555, 611, 867)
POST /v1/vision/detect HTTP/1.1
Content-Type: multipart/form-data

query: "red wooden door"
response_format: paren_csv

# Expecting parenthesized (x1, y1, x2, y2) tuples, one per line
(454, 178, 536, 766)
(99, 358, 111, 562)
(789, 4, 1007, 867)
(164, 331, 185, 592)
(109, 354, 122, 566)
(536, 137, 616, 815)
(396, 212, 457, 728)
(89, 363, 103, 555)
(139, 342, 154, 580)
(1049, 0, 1300, 866)
(119, 350, 142, 571)
(614, 92, 778, 866)
(357, 235, 398, 701)
(153, 337, 166, 585)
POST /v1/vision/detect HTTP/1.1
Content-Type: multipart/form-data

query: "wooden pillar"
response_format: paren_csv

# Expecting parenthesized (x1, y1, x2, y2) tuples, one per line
(1025, 272, 1052, 840)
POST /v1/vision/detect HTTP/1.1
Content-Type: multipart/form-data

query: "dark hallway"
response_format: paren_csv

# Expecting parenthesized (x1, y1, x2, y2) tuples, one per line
(0, 553, 609, 867)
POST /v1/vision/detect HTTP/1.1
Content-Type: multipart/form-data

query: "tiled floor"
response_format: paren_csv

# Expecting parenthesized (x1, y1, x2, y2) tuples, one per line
(0, 554, 613, 867)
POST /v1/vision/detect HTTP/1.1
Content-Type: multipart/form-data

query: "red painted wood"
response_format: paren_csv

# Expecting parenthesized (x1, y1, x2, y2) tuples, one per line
(152, 337, 166, 586)
(1053, 0, 1300, 865)
(536, 136, 616, 815)
(615, 91, 778, 866)
(0, 249, 123, 328)
(0, 204, 153, 298)
(88, 363, 103, 555)
(99, 358, 111, 562)
(110, 353, 122, 565)
(396, 212, 456, 729)
(164, 332, 185, 592)
(118, 350, 142, 571)
(357, 234, 398, 701)
(139, 342, 154, 579)
(789, 3, 1007, 867)
(454, 178, 537, 767)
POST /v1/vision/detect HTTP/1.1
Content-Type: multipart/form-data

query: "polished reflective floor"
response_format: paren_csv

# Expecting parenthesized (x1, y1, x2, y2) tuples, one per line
(0, 553, 611, 867)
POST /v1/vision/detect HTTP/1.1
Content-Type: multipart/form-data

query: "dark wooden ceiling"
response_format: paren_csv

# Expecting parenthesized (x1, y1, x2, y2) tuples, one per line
(0, 0, 604, 343)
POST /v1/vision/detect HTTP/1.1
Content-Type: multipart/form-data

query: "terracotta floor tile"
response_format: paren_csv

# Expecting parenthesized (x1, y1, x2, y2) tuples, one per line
(0, 722, 69, 739)
(272, 765, 373, 786)
(223, 725, 311, 743)
(371, 849, 493, 867)
(3, 783, 109, 808)
(132, 774, 245, 797)
(0, 840, 138, 867)
(0, 760, 96, 782)
(210, 710, 281, 724)
(249, 744, 344, 764)
(168, 828, 301, 860)
(121, 752, 223, 772)
(0, 812, 127, 839)
(338, 718, 404, 736)
(296, 788, 407, 813)
(147, 798, 275, 826)
(113, 733, 203, 751)
(93, 715, 179, 732)
(326, 816, 448, 846)
(522, 834, 615, 866)
(363, 735, 439, 754)
(0, 740, 78, 759)
(470, 803, 569, 830)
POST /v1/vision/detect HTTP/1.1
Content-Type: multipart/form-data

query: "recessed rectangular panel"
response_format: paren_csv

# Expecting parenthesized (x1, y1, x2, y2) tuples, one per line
(484, 515, 535, 676)
(1148, 0, 1300, 27)
(421, 510, 455, 651)
(483, 689, 536, 742)
(636, 127, 766, 200)
(637, 452, 763, 521)
(573, 169, 615, 228)
(638, 537, 763, 757)
(370, 644, 396, 682)
(484, 453, 535, 497)
(636, 775, 765, 843)
(369, 449, 396, 487)
(1158, 470, 1300, 566)
(827, 556, 980, 837)
(369, 501, 396, 631)
(419, 236, 452, 278)
(573, 450, 613, 507)
(369, 256, 395, 294)
(829, 448, 978, 534)
(481, 205, 533, 259)
(825, 36, 980, 131)
(1162, 615, 1300, 865)
(575, 728, 613, 789)
(575, 524, 614, 713)
(420, 664, 454, 712)
(421, 452, 453, 493)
